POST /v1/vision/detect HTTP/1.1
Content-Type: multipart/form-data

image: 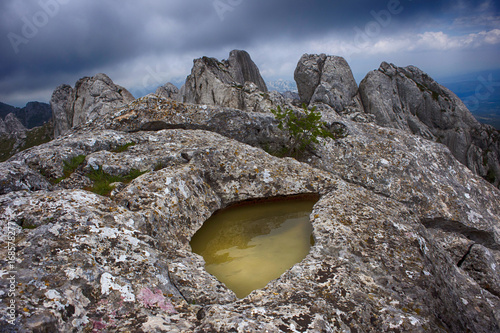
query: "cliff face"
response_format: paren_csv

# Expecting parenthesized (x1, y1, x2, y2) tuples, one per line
(1, 53, 500, 332)
(359, 62, 500, 187)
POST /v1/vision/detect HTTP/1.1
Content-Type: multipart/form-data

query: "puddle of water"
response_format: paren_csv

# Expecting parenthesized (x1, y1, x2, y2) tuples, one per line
(190, 197, 317, 298)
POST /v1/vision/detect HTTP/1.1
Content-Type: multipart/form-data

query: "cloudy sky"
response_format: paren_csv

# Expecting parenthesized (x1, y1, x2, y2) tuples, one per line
(1, 0, 499, 107)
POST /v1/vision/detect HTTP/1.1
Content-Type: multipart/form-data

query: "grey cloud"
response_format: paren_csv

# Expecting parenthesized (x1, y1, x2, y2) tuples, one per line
(0, 0, 499, 106)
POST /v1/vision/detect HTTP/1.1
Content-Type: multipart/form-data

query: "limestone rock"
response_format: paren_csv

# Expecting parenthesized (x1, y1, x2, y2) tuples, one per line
(3, 112, 27, 134)
(1, 120, 499, 331)
(50, 74, 135, 137)
(155, 82, 180, 101)
(182, 50, 277, 112)
(50, 84, 74, 138)
(98, 94, 288, 152)
(294, 54, 364, 116)
(0, 160, 53, 194)
(1, 55, 500, 332)
(294, 53, 326, 105)
(226, 49, 268, 93)
(359, 62, 500, 187)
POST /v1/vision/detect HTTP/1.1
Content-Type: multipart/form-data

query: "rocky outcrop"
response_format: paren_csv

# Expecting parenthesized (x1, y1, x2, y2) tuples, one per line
(155, 82, 180, 101)
(2, 93, 500, 332)
(359, 62, 500, 187)
(97, 94, 287, 152)
(182, 50, 282, 112)
(51, 73, 135, 137)
(294, 54, 365, 119)
(1, 112, 26, 135)
(50, 84, 74, 138)
(226, 49, 268, 93)
(1, 53, 500, 332)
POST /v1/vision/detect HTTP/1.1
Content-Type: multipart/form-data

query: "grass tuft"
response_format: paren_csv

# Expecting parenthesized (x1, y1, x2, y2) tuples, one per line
(111, 142, 136, 153)
(85, 167, 148, 196)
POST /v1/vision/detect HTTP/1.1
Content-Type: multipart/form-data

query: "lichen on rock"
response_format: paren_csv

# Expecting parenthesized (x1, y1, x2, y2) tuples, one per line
(1, 52, 500, 332)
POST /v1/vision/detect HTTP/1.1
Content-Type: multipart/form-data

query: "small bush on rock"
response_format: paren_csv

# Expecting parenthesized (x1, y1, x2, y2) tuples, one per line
(271, 104, 337, 158)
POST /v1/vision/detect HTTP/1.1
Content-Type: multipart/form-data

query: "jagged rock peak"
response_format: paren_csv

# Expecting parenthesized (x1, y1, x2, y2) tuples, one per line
(227, 49, 268, 92)
(50, 73, 134, 137)
(182, 50, 282, 112)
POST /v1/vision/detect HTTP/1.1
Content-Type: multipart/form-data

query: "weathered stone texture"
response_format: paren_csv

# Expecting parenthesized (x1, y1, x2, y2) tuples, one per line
(50, 73, 135, 137)
(359, 62, 500, 187)
(1, 53, 499, 332)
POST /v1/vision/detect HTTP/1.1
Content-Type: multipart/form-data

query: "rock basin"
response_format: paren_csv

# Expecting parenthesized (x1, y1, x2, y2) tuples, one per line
(190, 195, 318, 298)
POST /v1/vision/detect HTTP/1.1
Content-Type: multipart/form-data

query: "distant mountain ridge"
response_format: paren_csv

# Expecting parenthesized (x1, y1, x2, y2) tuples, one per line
(0, 101, 52, 129)
(0, 101, 53, 162)
(266, 79, 298, 93)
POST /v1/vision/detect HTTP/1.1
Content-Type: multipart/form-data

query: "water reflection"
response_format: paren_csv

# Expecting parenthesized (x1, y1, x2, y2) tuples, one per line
(190, 198, 316, 298)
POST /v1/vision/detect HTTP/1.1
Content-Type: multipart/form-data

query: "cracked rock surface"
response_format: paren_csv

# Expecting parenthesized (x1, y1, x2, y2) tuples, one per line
(1, 53, 500, 331)
(1, 94, 499, 332)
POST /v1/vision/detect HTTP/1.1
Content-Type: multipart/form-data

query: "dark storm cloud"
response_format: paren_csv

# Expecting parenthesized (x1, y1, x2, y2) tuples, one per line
(0, 0, 499, 106)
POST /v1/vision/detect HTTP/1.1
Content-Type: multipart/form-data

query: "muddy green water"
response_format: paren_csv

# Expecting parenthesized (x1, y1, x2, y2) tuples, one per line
(190, 197, 317, 298)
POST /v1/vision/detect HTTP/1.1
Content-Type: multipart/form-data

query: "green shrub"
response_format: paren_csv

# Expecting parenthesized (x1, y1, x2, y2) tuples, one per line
(271, 104, 337, 158)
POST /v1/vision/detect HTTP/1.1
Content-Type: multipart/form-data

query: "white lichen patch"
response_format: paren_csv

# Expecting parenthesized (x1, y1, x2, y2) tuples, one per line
(262, 169, 273, 183)
(45, 289, 62, 300)
(100, 272, 136, 302)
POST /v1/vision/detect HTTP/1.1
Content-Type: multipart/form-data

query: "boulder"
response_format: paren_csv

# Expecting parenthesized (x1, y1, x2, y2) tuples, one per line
(50, 74, 135, 137)
(359, 62, 500, 187)
(294, 54, 364, 117)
